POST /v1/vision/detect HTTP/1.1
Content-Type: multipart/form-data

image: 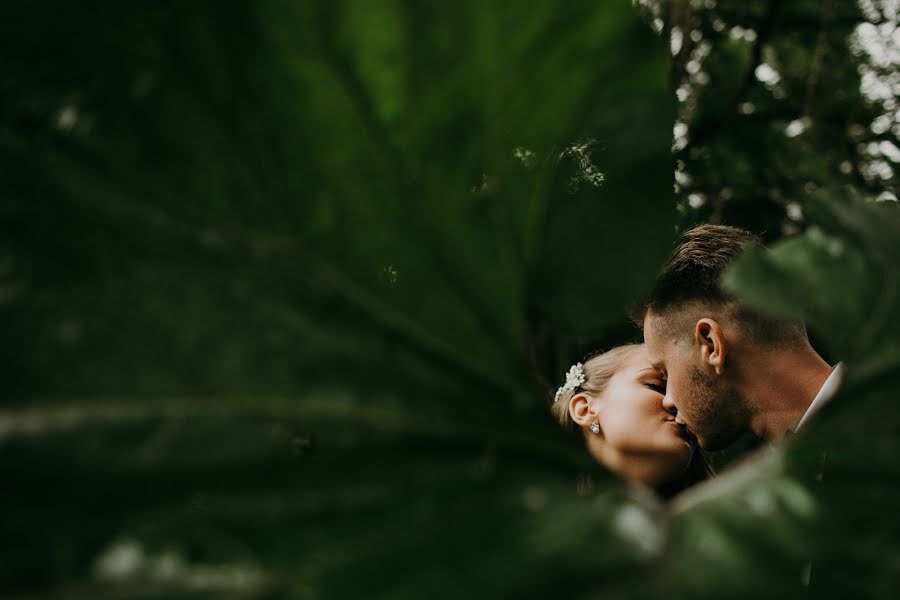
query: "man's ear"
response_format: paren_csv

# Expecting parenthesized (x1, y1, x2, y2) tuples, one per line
(568, 392, 601, 435)
(695, 318, 727, 374)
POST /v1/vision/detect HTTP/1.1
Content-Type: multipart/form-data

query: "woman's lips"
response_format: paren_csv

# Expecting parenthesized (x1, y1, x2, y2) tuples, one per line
(666, 420, 691, 440)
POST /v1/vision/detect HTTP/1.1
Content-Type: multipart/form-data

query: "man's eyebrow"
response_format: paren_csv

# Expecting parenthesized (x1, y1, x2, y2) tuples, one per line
(638, 367, 662, 376)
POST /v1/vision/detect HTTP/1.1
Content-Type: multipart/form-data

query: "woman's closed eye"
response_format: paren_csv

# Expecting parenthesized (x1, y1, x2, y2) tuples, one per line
(644, 382, 666, 394)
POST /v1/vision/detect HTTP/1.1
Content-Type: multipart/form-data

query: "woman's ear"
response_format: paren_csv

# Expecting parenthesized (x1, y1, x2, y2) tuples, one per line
(695, 318, 727, 375)
(569, 392, 600, 434)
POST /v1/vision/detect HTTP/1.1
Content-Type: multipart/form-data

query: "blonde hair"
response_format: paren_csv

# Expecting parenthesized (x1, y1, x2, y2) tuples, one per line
(550, 344, 643, 428)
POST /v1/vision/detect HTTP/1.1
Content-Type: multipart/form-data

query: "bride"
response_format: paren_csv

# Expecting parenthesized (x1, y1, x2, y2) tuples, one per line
(551, 344, 712, 497)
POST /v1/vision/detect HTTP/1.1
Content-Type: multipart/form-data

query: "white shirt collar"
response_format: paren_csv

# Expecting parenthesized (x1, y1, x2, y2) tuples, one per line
(793, 362, 846, 432)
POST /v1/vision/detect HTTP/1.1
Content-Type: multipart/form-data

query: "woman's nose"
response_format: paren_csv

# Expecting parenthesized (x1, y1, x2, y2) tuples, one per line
(662, 392, 677, 415)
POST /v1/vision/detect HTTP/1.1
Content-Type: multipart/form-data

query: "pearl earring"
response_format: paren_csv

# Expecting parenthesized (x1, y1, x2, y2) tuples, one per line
(589, 422, 600, 434)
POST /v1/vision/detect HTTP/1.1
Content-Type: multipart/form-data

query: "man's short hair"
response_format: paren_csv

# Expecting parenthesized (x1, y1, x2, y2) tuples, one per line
(636, 224, 805, 346)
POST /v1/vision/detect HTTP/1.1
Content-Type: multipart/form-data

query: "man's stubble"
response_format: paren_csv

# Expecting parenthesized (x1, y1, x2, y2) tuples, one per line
(688, 365, 751, 451)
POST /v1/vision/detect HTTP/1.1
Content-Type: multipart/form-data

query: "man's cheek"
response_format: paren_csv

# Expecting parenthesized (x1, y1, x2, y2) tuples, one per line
(680, 390, 699, 418)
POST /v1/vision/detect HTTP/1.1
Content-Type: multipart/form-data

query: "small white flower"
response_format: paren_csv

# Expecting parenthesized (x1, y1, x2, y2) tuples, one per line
(565, 362, 586, 389)
(553, 362, 586, 403)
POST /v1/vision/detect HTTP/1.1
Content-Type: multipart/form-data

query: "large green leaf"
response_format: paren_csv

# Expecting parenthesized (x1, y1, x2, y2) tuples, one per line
(1, 1, 674, 598)
(719, 193, 900, 598)
(724, 192, 900, 370)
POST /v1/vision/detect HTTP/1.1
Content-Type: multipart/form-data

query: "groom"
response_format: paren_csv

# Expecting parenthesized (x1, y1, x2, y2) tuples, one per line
(637, 224, 845, 451)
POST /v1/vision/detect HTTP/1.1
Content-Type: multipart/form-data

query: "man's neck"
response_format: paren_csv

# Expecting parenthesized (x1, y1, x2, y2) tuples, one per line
(740, 345, 833, 443)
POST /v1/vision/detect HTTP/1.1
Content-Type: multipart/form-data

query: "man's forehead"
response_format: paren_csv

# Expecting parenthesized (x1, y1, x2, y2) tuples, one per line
(642, 311, 671, 365)
(642, 310, 666, 343)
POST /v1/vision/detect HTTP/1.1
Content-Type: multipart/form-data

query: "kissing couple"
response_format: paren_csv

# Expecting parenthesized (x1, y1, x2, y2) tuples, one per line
(551, 224, 845, 497)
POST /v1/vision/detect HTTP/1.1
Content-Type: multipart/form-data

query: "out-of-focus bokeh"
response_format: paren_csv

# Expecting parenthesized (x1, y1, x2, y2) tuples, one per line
(663, 0, 899, 234)
(1, 1, 898, 598)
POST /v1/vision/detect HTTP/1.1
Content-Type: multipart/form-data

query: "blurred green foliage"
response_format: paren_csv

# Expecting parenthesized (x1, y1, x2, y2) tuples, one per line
(1, 0, 899, 599)
(1, 0, 671, 597)
(659, 0, 898, 236)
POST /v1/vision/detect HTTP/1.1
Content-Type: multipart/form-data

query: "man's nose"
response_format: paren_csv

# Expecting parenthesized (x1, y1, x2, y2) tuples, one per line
(662, 392, 677, 415)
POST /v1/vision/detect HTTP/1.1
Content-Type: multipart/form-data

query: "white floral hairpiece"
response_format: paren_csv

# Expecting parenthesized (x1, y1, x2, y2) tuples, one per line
(553, 362, 586, 403)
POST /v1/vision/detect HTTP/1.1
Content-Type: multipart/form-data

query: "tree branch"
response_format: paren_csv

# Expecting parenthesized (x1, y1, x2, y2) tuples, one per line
(803, 0, 833, 118)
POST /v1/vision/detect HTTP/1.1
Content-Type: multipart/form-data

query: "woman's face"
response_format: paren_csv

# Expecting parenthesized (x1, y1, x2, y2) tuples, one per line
(594, 346, 695, 485)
